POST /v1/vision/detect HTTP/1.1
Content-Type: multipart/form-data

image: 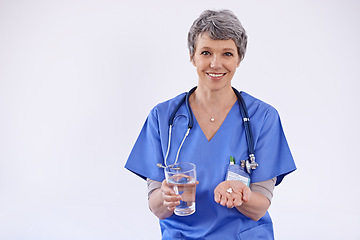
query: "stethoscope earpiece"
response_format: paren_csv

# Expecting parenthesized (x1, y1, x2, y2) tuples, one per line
(157, 163, 166, 169)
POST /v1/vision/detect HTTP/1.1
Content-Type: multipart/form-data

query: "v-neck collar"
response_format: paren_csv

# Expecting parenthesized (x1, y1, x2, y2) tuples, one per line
(191, 101, 238, 142)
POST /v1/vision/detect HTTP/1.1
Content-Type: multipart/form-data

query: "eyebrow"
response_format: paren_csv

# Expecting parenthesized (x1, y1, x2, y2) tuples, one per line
(223, 48, 236, 52)
(199, 47, 236, 52)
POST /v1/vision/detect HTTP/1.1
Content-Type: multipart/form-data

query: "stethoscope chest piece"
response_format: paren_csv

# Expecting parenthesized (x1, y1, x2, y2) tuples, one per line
(241, 155, 258, 174)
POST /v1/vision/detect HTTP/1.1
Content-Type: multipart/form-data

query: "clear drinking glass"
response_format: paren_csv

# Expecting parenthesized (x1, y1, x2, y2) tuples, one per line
(164, 162, 197, 216)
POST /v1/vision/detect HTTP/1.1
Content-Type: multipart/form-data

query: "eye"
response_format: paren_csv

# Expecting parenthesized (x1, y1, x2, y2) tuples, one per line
(200, 51, 211, 56)
(224, 52, 234, 57)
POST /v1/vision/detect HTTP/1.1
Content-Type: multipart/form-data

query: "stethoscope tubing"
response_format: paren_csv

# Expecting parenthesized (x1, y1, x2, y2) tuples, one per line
(232, 87, 255, 158)
(160, 86, 257, 172)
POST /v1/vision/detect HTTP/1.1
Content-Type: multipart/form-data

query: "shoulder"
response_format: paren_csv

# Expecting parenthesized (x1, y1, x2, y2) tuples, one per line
(150, 92, 187, 117)
(145, 92, 188, 128)
(241, 92, 279, 119)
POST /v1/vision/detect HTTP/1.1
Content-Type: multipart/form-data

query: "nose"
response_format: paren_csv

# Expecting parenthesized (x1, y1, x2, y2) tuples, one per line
(210, 55, 222, 69)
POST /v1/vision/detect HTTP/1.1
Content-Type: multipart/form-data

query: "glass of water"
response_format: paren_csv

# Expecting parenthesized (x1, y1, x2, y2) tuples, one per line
(164, 162, 197, 216)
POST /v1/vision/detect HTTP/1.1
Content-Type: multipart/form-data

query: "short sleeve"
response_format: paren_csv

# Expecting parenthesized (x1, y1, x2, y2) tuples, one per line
(124, 108, 166, 182)
(252, 108, 296, 186)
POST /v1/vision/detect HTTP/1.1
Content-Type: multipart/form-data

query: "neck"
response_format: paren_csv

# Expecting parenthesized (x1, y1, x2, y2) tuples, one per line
(192, 86, 236, 111)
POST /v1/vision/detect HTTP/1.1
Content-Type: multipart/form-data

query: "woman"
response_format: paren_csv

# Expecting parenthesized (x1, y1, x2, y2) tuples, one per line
(125, 9, 296, 239)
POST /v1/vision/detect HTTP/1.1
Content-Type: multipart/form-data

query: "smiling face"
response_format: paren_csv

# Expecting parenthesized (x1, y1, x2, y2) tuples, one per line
(191, 33, 241, 92)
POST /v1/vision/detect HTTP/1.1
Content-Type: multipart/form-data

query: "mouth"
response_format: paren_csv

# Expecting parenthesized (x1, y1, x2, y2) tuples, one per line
(207, 73, 226, 78)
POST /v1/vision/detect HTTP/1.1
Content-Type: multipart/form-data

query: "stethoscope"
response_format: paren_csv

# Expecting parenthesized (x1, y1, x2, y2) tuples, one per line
(157, 86, 258, 174)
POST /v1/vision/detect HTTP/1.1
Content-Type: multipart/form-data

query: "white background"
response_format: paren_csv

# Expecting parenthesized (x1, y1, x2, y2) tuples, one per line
(1, 0, 359, 239)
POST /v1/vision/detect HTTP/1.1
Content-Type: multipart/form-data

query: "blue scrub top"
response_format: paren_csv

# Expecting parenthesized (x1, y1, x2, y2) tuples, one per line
(125, 91, 296, 240)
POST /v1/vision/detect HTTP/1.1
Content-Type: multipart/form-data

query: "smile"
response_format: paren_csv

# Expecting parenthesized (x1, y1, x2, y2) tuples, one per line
(207, 73, 226, 77)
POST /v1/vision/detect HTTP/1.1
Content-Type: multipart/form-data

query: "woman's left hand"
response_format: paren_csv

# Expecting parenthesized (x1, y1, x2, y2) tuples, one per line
(214, 180, 251, 208)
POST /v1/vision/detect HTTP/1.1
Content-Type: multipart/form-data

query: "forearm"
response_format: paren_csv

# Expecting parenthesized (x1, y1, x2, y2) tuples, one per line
(236, 191, 270, 221)
(148, 188, 174, 220)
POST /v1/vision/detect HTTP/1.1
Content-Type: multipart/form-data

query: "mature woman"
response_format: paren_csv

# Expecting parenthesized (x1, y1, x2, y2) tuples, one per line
(125, 9, 296, 239)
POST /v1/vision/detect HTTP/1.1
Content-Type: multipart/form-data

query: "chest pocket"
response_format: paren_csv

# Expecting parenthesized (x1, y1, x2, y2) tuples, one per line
(239, 223, 274, 240)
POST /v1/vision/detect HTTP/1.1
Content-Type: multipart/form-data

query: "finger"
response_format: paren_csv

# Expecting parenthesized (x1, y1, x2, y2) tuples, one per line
(214, 186, 224, 203)
(161, 183, 176, 195)
(167, 206, 176, 212)
(214, 192, 221, 203)
(226, 197, 234, 208)
(229, 192, 242, 208)
(233, 195, 244, 207)
(163, 199, 180, 209)
(163, 194, 181, 209)
(242, 186, 251, 202)
(220, 194, 228, 206)
(230, 182, 250, 201)
(163, 194, 181, 202)
(165, 203, 177, 212)
(162, 188, 176, 196)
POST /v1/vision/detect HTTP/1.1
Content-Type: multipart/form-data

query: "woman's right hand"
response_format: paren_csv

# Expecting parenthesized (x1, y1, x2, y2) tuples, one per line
(161, 179, 181, 212)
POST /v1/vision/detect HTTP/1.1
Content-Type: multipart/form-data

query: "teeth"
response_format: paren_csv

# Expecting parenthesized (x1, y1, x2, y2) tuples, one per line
(208, 73, 224, 77)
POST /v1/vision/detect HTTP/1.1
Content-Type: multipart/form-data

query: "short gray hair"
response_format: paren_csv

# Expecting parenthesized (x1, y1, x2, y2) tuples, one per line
(187, 9, 248, 61)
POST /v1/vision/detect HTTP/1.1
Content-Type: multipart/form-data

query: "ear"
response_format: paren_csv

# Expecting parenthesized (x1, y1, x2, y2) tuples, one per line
(190, 53, 196, 66)
(236, 57, 241, 67)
